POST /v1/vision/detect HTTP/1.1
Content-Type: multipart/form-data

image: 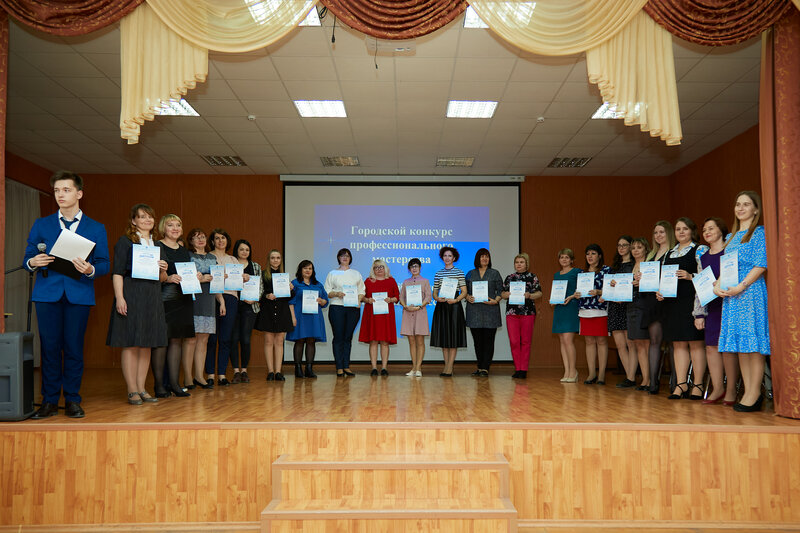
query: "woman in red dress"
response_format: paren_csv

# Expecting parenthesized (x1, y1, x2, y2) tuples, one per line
(359, 259, 400, 376)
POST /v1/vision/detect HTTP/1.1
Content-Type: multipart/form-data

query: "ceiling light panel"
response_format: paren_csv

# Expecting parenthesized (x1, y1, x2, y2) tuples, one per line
(436, 156, 475, 167)
(156, 99, 199, 117)
(446, 100, 498, 119)
(294, 100, 347, 118)
(321, 156, 360, 167)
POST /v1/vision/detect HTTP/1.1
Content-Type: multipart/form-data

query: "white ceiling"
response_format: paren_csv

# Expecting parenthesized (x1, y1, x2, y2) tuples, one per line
(4, 10, 761, 177)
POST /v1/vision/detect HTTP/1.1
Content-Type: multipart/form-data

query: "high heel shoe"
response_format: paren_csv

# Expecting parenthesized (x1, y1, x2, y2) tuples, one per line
(343, 369, 355, 377)
(702, 395, 723, 405)
(184, 382, 196, 390)
(295, 364, 305, 378)
(668, 382, 689, 400)
(305, 365, 317, 379)
(564, 372, 579, 383)
(689, 384, 705, 401)
(583, 377, 597, 385)
(193, 378, 213, 389)
(733, 395, 764, 412)
(169, 385, 190, 397)
(155, 389, 172, 399)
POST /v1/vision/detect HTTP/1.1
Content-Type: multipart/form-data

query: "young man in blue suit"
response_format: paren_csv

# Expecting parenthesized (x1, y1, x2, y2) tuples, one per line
(24, 171, 110, 419)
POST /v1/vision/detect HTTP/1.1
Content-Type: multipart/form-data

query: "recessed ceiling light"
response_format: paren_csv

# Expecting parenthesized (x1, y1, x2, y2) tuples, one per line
(321, 156, 360, 167)
(202, 155, 247, 167)
(446, 100, 498, 119)
(156, 99, 199, 117)
(299, 6, 321, 26)
(547, 157, 592, 168)
(592, 102, 641, 120)
(463, 7, 488, 28)
(464, 3, 536, 28)
(294, 100, 347, 118)
(436, 156, 475, 167)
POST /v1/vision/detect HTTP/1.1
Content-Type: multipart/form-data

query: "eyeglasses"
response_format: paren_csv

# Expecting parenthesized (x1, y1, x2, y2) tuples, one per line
(617, 243, 630, 248)
(374, 265, 385, 270)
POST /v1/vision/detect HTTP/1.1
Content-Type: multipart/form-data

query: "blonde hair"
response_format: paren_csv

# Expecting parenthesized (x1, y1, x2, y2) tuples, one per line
(726, 190, 762, 247)
(557, 248, 574, 262)
(264, 249, 283, 281)
(158, 214, 182, 237)
(369, 259, 391, 280)
(514, 252, 530, 271)
(646, 220, 675, 260)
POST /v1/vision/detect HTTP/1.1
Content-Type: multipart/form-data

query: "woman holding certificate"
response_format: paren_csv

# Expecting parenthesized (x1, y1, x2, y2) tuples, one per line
(431, 246, 467, 376)
(715, 191, 770, 412)
(324, 248, 365, 377)
(107, 204, 168, 405)
(551, 249, 581, 382)
(657, 218, 707, 400)
(359, 259, 400, 376)
(574, 244, 611, 385)
(151, 214, 196, 398)
(465, 249, 503, 376)
(255, 250, 293, 381)
(185, 228, 223, 389)
(230, 239, 261, 384)
(643, 220, 675, 394)
(502, 252, 542, 379)
(607, 236, 638, 388)
(287, 260, 328, 378)
(205, 229, 242, 386)
(400, 258, 431, 377)
(627, 238, 653, 390)
(696, 218, 739, 404)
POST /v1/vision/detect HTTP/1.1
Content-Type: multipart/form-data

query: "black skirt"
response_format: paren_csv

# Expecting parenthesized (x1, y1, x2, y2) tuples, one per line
(430, 302, 467, 348)
(107, 277, 168, 348)
(254, 298, 294, 333)
(163, 296, 195, 338)
(607, 302, 628, 332)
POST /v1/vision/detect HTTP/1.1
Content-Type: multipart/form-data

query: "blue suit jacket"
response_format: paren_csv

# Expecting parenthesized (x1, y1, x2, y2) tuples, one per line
(24, 213, 110, 305)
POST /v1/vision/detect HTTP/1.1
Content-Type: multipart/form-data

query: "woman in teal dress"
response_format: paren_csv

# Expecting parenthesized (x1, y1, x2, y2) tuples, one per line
(715, 191, 770, 413)
(551, 248, 581, 382)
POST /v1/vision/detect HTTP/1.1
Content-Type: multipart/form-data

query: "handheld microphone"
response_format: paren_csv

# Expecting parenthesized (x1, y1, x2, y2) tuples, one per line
(37, 243, 49, 277)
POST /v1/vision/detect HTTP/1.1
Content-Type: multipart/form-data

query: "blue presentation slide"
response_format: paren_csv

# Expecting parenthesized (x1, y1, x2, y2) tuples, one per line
(313, 205, 490, 332)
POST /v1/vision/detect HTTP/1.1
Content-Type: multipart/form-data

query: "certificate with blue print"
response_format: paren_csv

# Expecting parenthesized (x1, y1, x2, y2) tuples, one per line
(209, 265, 225, 294)
(224, 263, 244, 291)
(241, 276, 260, 301)
(692, 266, 718, 307)
(175, 262, 202, 295)
(472, 281, 489, 302)
(659, 264, 678, 298)
(131, 244, 160, 281)
(601, 274, 616, 302)
(639, 261, 660, 292)
(576, 272, 595, 297)
(439, 277, 458, 300)
(614, 274, 634, 302)
(508, 281, 526, 305)
(302, 290, 319, 314)
(719, 251, 738, 291)
(272, 273, 291, 297)
(549, 279, 568, 305)
(372, 291, 389, 315)
(406, 284, 423, 306)
(342, 284, 359, 307)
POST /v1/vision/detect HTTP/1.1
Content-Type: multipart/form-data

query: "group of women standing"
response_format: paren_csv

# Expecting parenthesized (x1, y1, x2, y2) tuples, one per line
(550, 191, 770, 412)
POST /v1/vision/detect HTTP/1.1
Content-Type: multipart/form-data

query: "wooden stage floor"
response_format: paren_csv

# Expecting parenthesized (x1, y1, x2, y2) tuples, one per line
(9, 364, 798, 428)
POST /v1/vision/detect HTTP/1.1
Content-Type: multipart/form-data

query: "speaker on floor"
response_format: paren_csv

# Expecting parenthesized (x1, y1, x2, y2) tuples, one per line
(0, 332, 35, 421)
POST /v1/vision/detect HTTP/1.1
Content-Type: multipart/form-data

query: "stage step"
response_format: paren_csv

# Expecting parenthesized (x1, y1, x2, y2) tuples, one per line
(262, 454, 517, 532)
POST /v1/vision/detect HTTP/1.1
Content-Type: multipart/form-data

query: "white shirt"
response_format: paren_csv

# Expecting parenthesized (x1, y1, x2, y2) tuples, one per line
(324, 268, 366, 306)
(58, 209, 83, 232)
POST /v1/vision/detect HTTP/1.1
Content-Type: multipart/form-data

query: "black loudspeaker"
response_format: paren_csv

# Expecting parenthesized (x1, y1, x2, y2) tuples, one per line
(0, 332, 35, 421)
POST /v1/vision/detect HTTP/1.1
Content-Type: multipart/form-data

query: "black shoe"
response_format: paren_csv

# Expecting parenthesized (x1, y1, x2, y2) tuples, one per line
(275, 372, 286, 381)
(668, 382, 689, 400)
(343, 369, 356, 377)
(479, 370, 489, 377)
(194, 378, 213, 389)
(241, 371, 250, 383)
(616, 379, 636, 389)
(734, 395, 764, 412)
(439, 372, 453, 377)
(217, 378, 230, 386)
(267, 372, 275, 381)
(584, 377, 597, 385)
(371, 368, 379, 376)
(689, 384, 705, 400)
(648, 385, 660, 395)
(295, 364, 305, 378)
(185, 383, 196, 390)
(511, 370, 519, 378)
(518, 371, 527, 379)
(635, 385, 649, 391)
(32, 402, 59, 419)
(380, 368, 389, 376)
(65, 401, 85, 418)
(472, 370, 482, 376)
(155, 390, 172, 398)
(596, 379, 605, 385)
(231, 372, 242, 384)
(169, 386, 190, 398)
(305, 365, 317, 379)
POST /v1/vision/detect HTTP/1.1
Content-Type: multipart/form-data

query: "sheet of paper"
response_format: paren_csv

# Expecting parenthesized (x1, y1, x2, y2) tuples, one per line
(272, 273, 291, 297)
(209, 265, 225, 294)
(49, 228, 95, 261)
(719, 251, 739, 291)
(131, 244, 160, 281)
(639, 261, 660, 293)
(372, 291, 389, 315)
(692, 266, 718, 307)
(439, 277, 458, 300)
(224, 263, 244, 291)
(241, 276, 260, 301)
(549, 279, 568, 305)
(576, 272, 595, 297)
(342, 284, 359, 307)
(614, 273, 634, 302)
(472, 281, 489, 303)
(302, 289, 319, 314)
(509, 281, 526, 305)
(601, 274, 616, 302)
(406, 284, 423, 307)
(659, 264, 679, 298)
(175, 261, 201, 295)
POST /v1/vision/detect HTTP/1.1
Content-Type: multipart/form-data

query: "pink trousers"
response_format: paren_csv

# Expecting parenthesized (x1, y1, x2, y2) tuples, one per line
(506, 314, 535, 370)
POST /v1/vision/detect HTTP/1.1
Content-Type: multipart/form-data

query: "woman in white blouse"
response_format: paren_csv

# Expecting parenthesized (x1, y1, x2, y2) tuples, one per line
(323, 248, 365, 377)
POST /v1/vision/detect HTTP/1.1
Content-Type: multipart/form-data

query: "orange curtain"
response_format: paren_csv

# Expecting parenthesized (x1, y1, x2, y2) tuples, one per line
(0, 0, 143, 36)
(759, 9, 800, 419)
(319, 0, 466, 39)
(0, 10, 7, 332)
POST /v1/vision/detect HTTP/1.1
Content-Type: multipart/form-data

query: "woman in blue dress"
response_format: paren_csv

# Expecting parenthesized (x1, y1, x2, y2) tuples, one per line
(715, 191, 770, 412)
(287, 260, 328, 379)
(551, 248, 580, 382)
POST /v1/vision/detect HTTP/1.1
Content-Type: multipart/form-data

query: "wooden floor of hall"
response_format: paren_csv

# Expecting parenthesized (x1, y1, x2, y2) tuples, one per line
(13, 364, 798, 428)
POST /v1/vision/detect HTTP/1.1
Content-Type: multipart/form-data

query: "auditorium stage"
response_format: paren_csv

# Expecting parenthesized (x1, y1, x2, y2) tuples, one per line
(2, 366, 799, 532)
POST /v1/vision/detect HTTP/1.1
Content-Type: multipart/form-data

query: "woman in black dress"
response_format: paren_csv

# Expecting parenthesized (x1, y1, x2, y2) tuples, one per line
(107, 204, 168, 405)
(608, 235, 638, 388)
(255, 250, 293, 381)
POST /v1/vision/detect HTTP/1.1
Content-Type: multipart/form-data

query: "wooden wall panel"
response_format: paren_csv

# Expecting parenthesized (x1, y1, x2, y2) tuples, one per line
(2, 426, 799, 526)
